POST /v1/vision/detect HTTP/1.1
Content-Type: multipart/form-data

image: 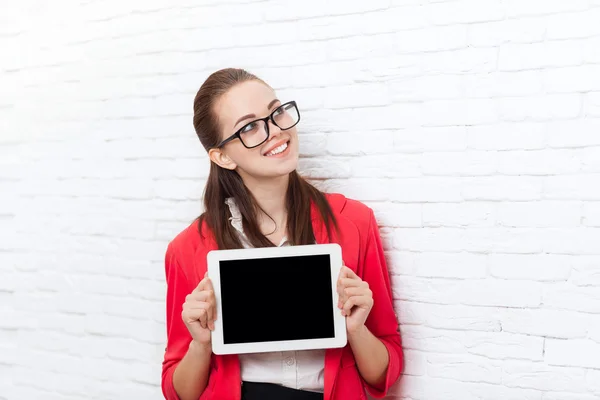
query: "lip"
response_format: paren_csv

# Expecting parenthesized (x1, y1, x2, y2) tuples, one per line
(262, 138, 290, 156)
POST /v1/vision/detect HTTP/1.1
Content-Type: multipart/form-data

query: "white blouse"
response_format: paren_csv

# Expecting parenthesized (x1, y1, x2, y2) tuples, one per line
(225, 198, 325, 393)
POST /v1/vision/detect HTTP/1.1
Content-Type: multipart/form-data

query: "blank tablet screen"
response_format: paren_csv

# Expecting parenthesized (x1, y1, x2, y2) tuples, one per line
(219, 254, 335, 345)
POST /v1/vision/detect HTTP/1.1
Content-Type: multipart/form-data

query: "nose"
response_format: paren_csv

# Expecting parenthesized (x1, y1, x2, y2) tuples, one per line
(267, 118, 282, 138)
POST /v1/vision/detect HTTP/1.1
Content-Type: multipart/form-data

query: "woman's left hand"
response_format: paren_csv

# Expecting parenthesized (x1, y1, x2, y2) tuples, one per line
(337, 266, 374, 334)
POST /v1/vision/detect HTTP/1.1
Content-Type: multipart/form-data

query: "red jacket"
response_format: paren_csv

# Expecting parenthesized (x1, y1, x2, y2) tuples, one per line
(161, 193, 403, 400)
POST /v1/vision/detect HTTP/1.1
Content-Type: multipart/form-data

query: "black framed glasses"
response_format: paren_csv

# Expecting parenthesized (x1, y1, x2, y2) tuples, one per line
(216, 101, 300, 149)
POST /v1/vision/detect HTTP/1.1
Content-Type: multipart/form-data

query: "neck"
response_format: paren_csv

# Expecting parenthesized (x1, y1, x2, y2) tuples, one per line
(242, 173, 289, 227)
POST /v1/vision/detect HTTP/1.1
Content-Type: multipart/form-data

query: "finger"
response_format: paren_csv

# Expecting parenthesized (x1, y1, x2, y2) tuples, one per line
(342, 266, 359, 280)
(337, 276, 362, 307)
(185, 302, 214, 328)
(342, 295, 373, 316)
(341, 297, 356, 316)
(182, 307, 209, 329)
(344, 286, 371, 298)
(193, 300, 215, 325)
(194, 277, 208, 292)
(338, 265, 352, 280)
(187, 290, 214, 302)
(337, 277, 362, 290)
(204, 277, 214, 292)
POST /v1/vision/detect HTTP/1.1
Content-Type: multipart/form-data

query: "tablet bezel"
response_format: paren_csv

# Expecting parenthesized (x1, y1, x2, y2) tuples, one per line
(207, 243, 347, 355)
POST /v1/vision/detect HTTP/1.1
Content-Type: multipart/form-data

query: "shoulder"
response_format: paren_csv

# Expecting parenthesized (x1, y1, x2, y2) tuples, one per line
(325, 192, 375, 231)
(166, 218, 212, 262)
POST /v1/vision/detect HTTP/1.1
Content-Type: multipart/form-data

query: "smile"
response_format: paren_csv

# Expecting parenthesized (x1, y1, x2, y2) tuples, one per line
(265, 141, 290, 157)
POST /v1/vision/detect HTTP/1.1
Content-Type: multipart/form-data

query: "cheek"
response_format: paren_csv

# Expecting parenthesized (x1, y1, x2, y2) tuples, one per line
(228, 146, 261, 168)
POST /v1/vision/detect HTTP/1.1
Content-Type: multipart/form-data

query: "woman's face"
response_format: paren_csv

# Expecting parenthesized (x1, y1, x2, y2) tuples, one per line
(210, 80, 299, 181)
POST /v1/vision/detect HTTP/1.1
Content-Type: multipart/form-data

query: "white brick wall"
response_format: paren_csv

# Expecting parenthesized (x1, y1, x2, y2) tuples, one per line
(2, 0, 600, 399)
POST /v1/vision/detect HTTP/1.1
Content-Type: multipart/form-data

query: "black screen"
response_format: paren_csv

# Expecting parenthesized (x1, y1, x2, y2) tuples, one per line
(219, 254, 335, 344)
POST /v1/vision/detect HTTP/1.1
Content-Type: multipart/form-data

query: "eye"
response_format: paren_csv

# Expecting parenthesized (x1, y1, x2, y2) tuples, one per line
(240, 122, 257, 134)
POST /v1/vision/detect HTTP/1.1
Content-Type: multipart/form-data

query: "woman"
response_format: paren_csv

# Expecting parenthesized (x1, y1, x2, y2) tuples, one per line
(161, 68, 403, 400)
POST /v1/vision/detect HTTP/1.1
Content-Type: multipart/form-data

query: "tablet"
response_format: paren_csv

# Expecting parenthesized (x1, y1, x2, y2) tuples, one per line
(207, 243, 347, 355)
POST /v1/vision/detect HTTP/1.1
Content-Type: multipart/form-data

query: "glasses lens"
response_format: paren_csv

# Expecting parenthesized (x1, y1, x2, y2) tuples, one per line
(272, 102, 299, 130)
(239, 120, 269, 148)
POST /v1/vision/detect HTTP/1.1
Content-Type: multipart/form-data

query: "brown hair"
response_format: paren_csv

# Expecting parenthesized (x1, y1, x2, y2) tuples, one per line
(192, 68, 338, 249)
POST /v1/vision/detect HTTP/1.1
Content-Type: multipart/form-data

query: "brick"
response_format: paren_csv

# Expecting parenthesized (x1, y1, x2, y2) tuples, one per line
(361, 6, 426, 33)
(499, 41, 583, 71)
(393, 275, 542, 307)
(324, 83, 390, 109)
(583, 202, 600, 226)
(505, 0, 589, 17)
(545, 65, 600, 93)
(396, 300, 501, 332)
(544, 283, 600, 313)
(350, 154, 421, 178)
(390, 177, 463, 202)
(546, 8, 600, 39)
(496, 201, 581, 228)
(468, 17, 546, 47)
(422, 202, 495, 227)
(265, 0, 390, 21)
(489, 253, 571, 281)
(421, 151, 497, 176)
(546, 120, 600, 148)
(423, 99, 498, 126)
(326, 34, 396, 62)
(395, 227, 548, 254)
(583, 92, 600, 117)
(297, 14, 360, 41)
(467, 122, 546, 150)
(402, 349, 427, 376)
(326, 131, 396, 156)
(587, 369, 600, 393)
(425, 0, 505, 25)
(396, 25, 468, 53)
(543, 393, 600, 400)
(403, 251, 487, 278)
(401, 325, 544, 360)
(569, 255, 600, 286)
(326, 103, 422, 131)
(319, 178, 390, 201)
(365, 202, 422, 228)
(466, 71, 543, 98)
(544, 175, 600, 200)
(497, 149, 581, 176)
(502, 361, 588, 392)
(584, 37, 600, 63)
(396, 375, 543, 400)
(545, 339, 600, 369)
(462, 176, 543, 201)
(499, 308, 588, 338)
(497, 94, 582, 122)
(427, 353, 502, 384)
(390, 74, 463, 102)
(539, 228, 600, 255)
(298, 158, 352, 179)
(422, 47, 498, 74)
(394, 126, 468, 153)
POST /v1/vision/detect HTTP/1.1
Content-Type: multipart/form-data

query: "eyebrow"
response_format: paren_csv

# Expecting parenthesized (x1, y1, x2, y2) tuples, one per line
(234, 99, 281, 127)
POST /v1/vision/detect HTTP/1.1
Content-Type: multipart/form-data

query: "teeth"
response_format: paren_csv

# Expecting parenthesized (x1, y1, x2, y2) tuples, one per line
(266, 142, 288, 156)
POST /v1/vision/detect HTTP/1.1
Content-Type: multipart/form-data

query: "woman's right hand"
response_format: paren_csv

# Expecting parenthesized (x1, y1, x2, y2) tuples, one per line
(182, 272, 216, 346)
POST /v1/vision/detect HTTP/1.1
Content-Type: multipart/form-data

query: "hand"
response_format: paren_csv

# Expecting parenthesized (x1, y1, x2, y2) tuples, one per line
(337, 266, 373, 334)
(181, 272, 216, 346)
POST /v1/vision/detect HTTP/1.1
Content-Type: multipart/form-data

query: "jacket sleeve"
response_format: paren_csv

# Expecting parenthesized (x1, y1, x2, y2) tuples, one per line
(161, 242, 194, 400)
(360, 209, 404, 398)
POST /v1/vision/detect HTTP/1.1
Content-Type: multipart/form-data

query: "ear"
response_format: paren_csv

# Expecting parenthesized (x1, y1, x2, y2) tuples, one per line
(208, 148, 237, 171)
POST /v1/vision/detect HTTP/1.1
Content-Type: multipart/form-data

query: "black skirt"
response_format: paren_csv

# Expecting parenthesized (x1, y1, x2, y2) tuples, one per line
(241, 381, 324, 400)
